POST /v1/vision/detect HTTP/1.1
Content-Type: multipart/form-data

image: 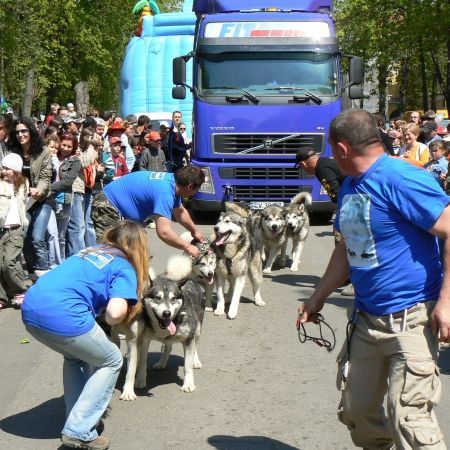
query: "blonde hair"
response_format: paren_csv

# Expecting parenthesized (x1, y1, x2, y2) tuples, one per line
(402, 123, 420, 137)
(101, 221, 149, 298)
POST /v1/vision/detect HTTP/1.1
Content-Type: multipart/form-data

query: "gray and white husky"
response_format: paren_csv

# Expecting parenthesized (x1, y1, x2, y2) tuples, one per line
(212, 203, 264, 319)
(114, 255, 204, 400)
(180, 232, 217, 312)
(280, 192, 311, 271)
(259, 204, 288, 274)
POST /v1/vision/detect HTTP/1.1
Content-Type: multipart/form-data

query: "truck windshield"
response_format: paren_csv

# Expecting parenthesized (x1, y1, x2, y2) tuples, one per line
(199, 52, 337, 97)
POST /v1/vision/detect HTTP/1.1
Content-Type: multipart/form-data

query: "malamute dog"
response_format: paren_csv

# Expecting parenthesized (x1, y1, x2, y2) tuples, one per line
(180, 232, 217, 312)
(115, 255, 205, 400)
(212, 203, 265, 319)
(280, 192, 311, 271)
(259, 204, 288, 274)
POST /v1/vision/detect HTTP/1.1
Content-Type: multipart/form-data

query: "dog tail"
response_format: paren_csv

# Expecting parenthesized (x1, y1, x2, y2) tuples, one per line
(291, 192, 312, 206)
(225, 201, 251, 218)
(166, 254, 193, 281)
(179, 231, 193, 244)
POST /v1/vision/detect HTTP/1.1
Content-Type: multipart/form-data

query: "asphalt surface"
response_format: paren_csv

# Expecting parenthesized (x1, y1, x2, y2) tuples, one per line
(1, 218, 450, 449)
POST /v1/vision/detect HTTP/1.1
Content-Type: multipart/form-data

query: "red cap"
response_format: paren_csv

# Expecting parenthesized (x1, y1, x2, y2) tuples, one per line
(107, 122, 126, 134)
(146, 131, 161, 141)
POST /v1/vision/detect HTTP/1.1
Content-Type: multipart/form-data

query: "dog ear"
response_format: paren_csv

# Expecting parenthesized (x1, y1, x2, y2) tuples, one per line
(148, 267, 156, 282)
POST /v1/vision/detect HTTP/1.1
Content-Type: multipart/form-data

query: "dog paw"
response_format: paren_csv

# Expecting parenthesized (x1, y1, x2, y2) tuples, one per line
(255, 299, 265, 307)
(181, 383, 196, 393)
(119, 389, 137, 401)
(214, 308, 224, 316)
(290, 265, 299, 271)
(227, 310, 237, 319)
(205, 306, 213, 312)
(262, 267, 272, 274)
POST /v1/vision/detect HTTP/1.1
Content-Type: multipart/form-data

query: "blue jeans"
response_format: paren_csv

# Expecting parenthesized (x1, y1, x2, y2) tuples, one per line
(66, 193, 86, 257)
(25, 323, 123, 441)
(56, 203, 72, 261)
(24, 202, 52, 272)
(47, 209, 62, 267)
(84, 191, 96, 248)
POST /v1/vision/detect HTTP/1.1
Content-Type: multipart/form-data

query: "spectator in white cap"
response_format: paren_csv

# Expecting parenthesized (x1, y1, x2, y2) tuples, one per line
(0, 152, 29, 309)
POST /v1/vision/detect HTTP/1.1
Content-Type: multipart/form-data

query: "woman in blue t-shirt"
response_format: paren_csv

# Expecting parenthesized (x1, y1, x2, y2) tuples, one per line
(21, 220, 149, 450)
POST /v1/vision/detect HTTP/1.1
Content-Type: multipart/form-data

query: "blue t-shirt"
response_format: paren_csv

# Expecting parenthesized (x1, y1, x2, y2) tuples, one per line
(335, 154, 449, 315)
(103, 171, 182, 223)
(22, 247, 138, 336)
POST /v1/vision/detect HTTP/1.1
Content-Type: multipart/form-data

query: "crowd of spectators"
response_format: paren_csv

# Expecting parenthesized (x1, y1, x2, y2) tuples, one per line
(374, 109, 450, 195)
(0, 103, 192, 309)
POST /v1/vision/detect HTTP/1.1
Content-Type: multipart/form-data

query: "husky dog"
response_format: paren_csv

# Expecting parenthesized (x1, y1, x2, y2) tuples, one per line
(179, 232, 217, 312)
(115, 255, 204, 400)
(259, 204, 288, 274)
(280, 192, 311, 271)
(212, 202, 264, 319)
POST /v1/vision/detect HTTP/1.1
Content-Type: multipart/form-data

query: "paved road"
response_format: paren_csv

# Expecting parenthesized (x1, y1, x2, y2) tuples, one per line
(1, 219, 449, 449)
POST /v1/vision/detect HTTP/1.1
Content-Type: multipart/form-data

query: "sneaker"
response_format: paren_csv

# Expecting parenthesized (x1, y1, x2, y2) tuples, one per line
(341, 283, 355, 297)
(60, 434, 110, 450)
(13, 293, 25, 309)
(148, 221, 156, 229)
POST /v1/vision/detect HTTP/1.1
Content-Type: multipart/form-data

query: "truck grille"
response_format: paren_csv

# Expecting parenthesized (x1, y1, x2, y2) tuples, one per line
(234, 185, 312, 200)
(213, 133, 324, 155)
(219, 167, 307, 179)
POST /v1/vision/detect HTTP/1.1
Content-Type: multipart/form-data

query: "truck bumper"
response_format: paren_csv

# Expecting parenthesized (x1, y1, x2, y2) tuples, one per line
(190, 198, 335, 213)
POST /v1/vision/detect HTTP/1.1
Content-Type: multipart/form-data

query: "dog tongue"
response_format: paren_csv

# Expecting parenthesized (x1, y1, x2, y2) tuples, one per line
(215, 234, 227, 246)
(164, 319, 176, 335)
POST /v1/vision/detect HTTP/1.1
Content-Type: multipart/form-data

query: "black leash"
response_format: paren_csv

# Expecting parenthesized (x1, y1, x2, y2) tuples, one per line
(296, 313, 336, 351)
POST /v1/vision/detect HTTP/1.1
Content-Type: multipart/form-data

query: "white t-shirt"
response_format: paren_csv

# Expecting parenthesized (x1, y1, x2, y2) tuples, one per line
(4, 182, 21, 227)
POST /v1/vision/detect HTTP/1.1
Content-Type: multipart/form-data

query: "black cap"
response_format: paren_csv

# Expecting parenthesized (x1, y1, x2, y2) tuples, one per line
(421, 120, 437, 133)
(294, 147, 317, 167)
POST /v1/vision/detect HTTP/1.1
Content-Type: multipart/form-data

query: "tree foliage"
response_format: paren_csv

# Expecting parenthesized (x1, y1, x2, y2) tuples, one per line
(0, 0, 181, 115)
(335, 0, 450, 116)
(3, 0, 448, 117)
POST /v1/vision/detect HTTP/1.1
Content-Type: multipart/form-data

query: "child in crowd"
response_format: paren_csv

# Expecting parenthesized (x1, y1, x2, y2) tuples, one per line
(0, 153, 29, 309)
(109, 137, 129, 179)
(43, 135, 62, 268)
(47, 135, 64, 214)
(424, 140, 448, 190)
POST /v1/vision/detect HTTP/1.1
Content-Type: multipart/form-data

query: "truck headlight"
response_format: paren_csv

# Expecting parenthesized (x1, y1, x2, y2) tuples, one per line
(199, 166, 215, 194)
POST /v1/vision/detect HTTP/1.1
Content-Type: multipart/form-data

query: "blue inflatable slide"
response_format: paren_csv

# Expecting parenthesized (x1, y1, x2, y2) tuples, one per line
(119, 1, 195, 131)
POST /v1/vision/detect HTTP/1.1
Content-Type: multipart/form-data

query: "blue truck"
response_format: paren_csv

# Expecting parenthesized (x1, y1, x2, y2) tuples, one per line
(172, 0, 363, 216)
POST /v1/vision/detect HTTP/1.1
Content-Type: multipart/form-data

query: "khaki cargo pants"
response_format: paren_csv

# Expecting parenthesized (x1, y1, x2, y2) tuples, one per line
(90, 192, 121, 242)
(336, 302, 446, 450)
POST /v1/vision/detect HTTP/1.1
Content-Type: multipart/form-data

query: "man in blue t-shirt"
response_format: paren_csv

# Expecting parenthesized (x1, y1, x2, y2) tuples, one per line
(91, 165, 205, 257)
(298, 109, 450, 449)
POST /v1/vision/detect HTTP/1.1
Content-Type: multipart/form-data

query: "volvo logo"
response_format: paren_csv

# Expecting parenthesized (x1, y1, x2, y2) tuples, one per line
(263, 139, 273, 149)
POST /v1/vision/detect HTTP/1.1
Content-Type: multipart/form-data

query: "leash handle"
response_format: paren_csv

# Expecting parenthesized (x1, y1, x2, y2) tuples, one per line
(296, 313, 336, 351)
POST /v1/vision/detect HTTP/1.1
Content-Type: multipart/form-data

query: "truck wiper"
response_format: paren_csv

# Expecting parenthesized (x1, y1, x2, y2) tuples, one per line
(265, 86, 322, 105)
(211, 86, 260, 105)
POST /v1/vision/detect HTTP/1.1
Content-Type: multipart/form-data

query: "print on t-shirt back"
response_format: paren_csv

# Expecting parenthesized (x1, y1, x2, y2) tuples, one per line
(76, 250, 114, 269)
(149, 171, 167, 180)
(340, 194, 378, 268)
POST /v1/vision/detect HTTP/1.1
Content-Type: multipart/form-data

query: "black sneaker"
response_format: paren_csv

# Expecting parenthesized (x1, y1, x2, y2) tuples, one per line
(61, 434, 110, 449)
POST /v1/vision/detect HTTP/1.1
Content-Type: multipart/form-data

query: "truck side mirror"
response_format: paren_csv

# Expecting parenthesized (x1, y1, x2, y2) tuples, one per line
(349, 57, 363, 86)
(173, 57, 186, 86)
(349, 86, 364, 100)
(172, 86, 186, 100)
